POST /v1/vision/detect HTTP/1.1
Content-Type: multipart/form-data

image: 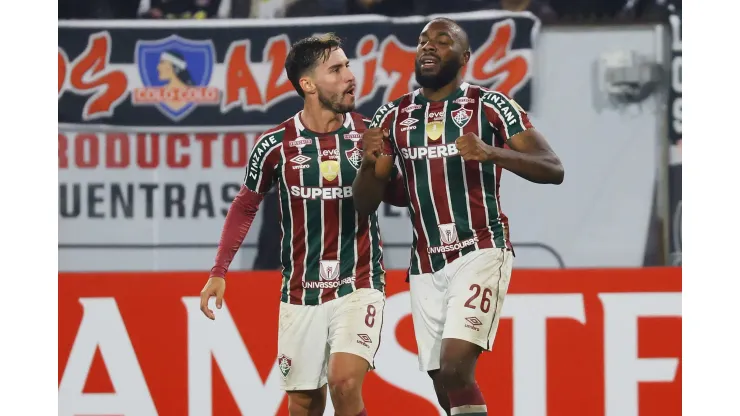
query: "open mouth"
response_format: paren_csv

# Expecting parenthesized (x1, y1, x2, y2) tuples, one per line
(344, 86, 355, 97)
(420, 56, 439, 68)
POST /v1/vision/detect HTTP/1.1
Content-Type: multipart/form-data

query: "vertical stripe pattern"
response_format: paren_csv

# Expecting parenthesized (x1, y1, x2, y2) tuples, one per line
(384, 84, 525, 274)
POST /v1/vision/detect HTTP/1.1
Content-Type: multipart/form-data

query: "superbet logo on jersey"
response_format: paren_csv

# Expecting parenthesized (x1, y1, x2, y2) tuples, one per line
(58, 268, 680, 416)
(58, 19, 532, 122)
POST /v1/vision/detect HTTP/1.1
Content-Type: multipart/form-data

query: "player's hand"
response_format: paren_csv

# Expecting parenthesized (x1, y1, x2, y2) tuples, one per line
(200, 277, 226, 320)
(456, 132, 493, 162)
(360, 128, 389, 166)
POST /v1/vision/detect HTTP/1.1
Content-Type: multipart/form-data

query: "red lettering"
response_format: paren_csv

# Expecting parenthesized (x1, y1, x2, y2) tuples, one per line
(470, 21, 528, 97)
(358, 36, 378, 99)
(58, 133, 69, 168)
(105, 134, 130, 168)
(167, 134, 190, 168)
(224, 133, 248, 168)
(264, 36, 295, 103)
(58, 49, 68, 97)
(137, 134, 159, 169)
(224, 42, 263, 111)
(194, 134, 218, 168)
(380, 39, 416, 103)
(69, 32, 128, 120)
(75, 133, 99, 169)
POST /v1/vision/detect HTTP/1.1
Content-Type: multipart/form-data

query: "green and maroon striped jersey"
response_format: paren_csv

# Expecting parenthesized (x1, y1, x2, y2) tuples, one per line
(370, 83, 533, 275)
(245, 112, 386, 305)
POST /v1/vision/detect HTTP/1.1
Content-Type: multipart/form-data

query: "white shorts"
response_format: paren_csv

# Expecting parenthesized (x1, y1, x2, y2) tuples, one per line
(410, 248, 513, 372)
(277, 288, 385, 391)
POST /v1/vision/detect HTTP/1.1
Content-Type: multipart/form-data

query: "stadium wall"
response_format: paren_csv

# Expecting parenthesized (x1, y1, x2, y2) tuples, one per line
(58, 267, 681, 416)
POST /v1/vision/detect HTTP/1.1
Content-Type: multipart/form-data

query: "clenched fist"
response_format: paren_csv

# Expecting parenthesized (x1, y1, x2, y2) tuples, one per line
(455, 132, 493, 162)
(360, 128, 394, 180)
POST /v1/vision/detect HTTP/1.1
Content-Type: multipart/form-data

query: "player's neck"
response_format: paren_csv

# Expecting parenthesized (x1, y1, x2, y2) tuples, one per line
(421, 77, 464, 102)
(300, 101, 344, 134)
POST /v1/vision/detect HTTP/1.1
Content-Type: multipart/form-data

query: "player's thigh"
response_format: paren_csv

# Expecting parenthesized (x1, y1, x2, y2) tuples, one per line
(278, 302, 330, 391)
(409, 271, 447, 372)
(327, 288, 385, 370)
(444, 248, 513, 351)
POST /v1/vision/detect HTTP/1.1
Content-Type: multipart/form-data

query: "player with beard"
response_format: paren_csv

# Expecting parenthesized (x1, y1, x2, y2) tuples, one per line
(199, 34, 406, 416)
(353, 18, 564, 416)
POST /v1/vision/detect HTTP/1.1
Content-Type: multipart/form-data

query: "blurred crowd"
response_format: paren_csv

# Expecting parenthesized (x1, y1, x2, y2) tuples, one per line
(59, 0, 678, 22)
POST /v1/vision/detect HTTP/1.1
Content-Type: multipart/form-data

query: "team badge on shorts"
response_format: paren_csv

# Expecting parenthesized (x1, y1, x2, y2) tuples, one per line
(451, 107, 473, 128)
(277, 354, 292, 378)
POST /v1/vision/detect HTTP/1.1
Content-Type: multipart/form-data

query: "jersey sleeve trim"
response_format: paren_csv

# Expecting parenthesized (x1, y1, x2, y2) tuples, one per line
(369, 98, 402, 129)
(480, 89, 531, 140)
(243, 128, 285, 193)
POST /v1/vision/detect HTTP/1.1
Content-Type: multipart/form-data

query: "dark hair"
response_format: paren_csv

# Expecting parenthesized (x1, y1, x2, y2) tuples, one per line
(163, 50, 194, 86)
(285, 33, 342, 98)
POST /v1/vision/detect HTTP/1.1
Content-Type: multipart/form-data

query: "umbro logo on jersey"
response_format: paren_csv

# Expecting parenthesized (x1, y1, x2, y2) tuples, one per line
(290, 155, 311, 164)
(399, 118, 418, 127)
(400, 117, 419, 132)
(290, 154, 311, 170)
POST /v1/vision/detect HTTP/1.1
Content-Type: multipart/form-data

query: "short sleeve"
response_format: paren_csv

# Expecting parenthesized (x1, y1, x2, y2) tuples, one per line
(480, 90, 534, 142)
(369, 101, 399, 156)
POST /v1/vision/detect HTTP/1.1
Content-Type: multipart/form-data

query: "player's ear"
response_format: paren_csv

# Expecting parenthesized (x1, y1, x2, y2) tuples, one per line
(462, 50, 471, 66)
(300, 76, 316, 96)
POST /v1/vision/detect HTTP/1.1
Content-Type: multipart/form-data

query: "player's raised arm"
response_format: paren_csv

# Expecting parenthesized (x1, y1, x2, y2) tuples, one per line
(200, 132, 281, 320)
(353, 104, 399, 217)
(461, 90, 564, 185)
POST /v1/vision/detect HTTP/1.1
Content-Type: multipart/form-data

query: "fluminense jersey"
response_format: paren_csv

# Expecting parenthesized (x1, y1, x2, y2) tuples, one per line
(371, 82, 533, 275)
(245, 112, 387, 305)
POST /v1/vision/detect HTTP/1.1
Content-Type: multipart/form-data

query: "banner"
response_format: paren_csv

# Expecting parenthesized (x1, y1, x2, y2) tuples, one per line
(666, 4, 682, 265)
(59, 268, 681, 416)
(58, 12, 539, 250)
(58, 13, 538, 129)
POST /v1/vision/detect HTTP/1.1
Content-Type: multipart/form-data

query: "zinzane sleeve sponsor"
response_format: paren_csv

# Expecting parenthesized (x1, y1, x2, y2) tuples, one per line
(480, 89, 533, 144)
(243, 129, 284, 194)
(369, 101, 399, 156)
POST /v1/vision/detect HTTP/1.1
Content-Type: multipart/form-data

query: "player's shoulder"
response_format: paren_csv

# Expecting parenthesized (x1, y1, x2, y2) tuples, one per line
(349, 112, 374, 132)
(477, 86, 520, 108)
(254, 115, 296, 146)
(368, 95, 407, 127)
